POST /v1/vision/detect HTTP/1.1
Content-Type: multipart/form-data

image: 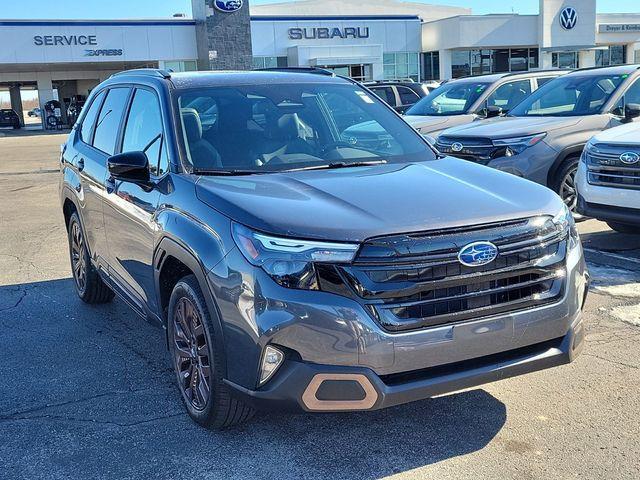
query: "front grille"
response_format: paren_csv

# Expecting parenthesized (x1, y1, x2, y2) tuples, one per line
(339, 217, 567, 332)
(586, 143, 640, 190)
(436, 136, 499, 164)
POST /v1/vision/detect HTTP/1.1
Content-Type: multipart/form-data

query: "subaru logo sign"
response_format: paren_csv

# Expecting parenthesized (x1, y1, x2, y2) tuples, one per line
(458, 241, 498, 267)
(213, 0, 243, 12)
(620, 151, 640, 165)
(559, 7, 577, 30)
(451, 142, 464, 152)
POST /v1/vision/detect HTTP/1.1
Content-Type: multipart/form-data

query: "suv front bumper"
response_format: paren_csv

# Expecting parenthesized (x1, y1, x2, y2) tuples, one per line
(226, 319, 584, 412)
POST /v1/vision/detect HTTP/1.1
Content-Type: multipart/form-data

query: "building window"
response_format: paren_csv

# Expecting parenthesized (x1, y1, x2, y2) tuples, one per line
(596, 45, 627, 67)
(450, 48, 540, 79)
(383, 52, 420, 82)
(552, 52, 579, 69)
(252, 56, 288, 69)
(161, 60, 197, 72)
(422, 51, 440, 80)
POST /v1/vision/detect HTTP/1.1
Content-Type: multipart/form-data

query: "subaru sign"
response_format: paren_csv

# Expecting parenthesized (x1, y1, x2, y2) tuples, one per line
(458, 242, 498, 267)
(213, 0, 243, 13)
(559, 7, 577, 30)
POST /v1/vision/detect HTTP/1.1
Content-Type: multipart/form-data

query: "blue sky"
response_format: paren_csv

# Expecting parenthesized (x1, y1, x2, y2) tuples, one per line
(1, 0, 638, 18)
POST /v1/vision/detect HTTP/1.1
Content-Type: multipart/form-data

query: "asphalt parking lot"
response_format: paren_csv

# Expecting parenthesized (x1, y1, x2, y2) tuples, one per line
(0, 131, 639, 480)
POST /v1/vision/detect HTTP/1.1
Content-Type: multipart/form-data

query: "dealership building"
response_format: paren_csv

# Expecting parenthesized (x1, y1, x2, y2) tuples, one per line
(1, 0, 639, 126)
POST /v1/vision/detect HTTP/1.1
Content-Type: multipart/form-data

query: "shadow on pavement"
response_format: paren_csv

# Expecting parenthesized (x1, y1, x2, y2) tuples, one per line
(0, 278, 507, 479)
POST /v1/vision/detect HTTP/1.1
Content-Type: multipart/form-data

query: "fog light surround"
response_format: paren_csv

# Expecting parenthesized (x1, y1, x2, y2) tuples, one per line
(258, 345, 284, 386)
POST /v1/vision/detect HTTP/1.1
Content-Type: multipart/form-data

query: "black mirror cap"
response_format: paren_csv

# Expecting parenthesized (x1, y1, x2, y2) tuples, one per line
(108, 151, 150, 182)
(625, 103, 640, 121)
(485, 105, 503, 118)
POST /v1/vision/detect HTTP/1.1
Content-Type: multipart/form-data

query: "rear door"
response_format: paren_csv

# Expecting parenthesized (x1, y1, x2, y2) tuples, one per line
(66, 89, 111, 266)
(103, 86, 168, 314)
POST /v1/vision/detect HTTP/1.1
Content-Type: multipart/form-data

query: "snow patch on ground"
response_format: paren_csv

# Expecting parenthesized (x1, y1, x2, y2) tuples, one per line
(610, 304, 640, 326)
(588, 264, 640, 298)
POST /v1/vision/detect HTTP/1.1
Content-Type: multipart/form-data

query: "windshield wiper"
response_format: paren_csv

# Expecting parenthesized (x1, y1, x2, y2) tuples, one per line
(192, 168, 262, 176)
(284, 160, 387, 172)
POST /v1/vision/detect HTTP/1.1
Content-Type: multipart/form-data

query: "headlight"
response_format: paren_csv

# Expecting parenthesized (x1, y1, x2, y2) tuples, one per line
(551, 204, 580, 249)
(232, 223, 359, 290)
(493, 133, 547, 156)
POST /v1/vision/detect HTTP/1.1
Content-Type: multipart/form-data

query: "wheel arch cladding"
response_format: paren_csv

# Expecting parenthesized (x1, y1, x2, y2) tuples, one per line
(547, 144, 584, 187)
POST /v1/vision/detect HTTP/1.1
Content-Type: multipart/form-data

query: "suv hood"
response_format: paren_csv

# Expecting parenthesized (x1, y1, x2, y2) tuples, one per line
(195, 159, 563, 242)
(442, 116, 583, 138)
(592, 121, 640, 144)
(404, 115, 475, 134)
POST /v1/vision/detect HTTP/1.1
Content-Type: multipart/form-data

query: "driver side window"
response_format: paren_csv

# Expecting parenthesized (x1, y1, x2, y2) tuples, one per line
(612, 78, 640, 115)
(486, 80, 532, 113)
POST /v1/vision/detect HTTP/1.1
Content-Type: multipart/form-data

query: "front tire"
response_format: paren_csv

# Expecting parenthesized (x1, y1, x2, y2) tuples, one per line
(168, 275, 254, 429)
(68, 213, 114, 304)
(607, 222, 640, 234)
(553, 155, 583, 219)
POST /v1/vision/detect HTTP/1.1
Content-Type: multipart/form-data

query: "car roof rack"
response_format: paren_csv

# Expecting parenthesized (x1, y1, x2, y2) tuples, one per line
(363, 79, 416, 84)
(110, 68, 172, 79)
(256, 67, 335, 76)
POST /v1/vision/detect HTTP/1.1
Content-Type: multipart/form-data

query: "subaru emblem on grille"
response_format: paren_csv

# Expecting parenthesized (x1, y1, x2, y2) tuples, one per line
(458, 241, 498, 267)
(619, 151, 640, 165)
(451, 142, 464, 152)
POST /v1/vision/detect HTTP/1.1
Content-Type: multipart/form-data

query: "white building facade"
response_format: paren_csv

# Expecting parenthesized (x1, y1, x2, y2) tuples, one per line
(422, 0, 640, 80)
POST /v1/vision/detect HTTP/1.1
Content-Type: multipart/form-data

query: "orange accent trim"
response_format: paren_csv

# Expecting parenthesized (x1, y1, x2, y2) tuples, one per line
(301, 373, 378, 411)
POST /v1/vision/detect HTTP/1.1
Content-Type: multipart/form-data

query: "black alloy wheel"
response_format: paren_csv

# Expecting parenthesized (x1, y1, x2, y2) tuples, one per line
(70, 220, 88, 295)
(171, 296, 211, 411)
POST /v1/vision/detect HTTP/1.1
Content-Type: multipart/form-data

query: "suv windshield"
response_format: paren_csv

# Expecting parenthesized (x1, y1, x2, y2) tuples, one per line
(404, 81, 491, 116)
(176, 83, 434, 173)
(509, 73, 627, 117)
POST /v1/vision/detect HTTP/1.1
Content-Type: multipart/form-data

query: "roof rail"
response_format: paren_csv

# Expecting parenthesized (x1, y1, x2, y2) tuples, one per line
(110, 68, 172, 79)
(256, 66, 335, 76)
(363, 78, 416, 84)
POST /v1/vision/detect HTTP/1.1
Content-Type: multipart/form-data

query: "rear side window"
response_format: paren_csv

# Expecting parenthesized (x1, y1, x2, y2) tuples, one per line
(370, 87, 396, 106)
(122, 88, 167, 176)
(536, 77, 555, 88)
(397, 86, 420, 105)
(79, 90, 106, 144)
(93, 88, 130, 155)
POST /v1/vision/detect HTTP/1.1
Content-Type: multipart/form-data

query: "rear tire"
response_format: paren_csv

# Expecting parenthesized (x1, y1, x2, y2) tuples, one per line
(168, 275, 254, 429)
(67, 213, 115, 304)
(607, 222, 640, 234)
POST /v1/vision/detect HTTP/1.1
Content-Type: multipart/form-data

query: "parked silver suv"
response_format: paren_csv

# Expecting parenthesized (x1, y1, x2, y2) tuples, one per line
(404, 70, 567, 137)
(435, 65, 640, 211)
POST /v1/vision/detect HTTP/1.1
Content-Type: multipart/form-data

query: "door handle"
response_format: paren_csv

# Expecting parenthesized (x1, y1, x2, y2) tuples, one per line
(77, 158, 85, 172)
(105, 176, 116, 194)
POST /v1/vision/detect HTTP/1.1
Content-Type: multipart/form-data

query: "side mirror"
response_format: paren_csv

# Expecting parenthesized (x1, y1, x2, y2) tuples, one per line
(485, 105, 503, 118)
(624, 103, 640, 122)
(107, 151, 150, 183)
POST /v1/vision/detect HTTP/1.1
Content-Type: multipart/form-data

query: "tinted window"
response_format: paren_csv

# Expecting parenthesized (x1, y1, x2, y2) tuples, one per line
(79, 90, 106, 144)
(536, 77, 555, 88)
(509, 74, 626, 117)
(122, 89, 166, 176)
(177, 83, 434, 173)
(397, 86, 420, 105)
(370, 87, 396, 106)
(624, 78, 640, 105)
(405, 81, 491, 116)
(486, 79, 532, 113)
(93, 88, 130, 155)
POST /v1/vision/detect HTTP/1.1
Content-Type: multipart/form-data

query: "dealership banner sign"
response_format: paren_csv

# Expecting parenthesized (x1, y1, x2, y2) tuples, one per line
(598, 23, 640, 33)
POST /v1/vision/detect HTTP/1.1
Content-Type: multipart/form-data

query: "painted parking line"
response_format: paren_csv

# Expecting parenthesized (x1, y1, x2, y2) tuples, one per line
(583, 248, 640, 266)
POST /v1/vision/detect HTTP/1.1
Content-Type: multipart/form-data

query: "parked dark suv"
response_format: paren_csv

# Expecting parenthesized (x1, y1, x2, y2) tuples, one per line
(0, 109, 21, 129)
(60, 68, 587, 429)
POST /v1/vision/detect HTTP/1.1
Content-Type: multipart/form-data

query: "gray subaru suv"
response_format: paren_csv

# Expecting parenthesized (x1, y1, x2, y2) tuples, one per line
(435, 65, 640, 212)
(403, 70, 567, 138)
(59, 68, 587, 429)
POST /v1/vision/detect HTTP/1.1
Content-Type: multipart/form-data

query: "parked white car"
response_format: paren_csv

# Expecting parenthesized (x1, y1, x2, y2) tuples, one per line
(577, 122, 640, 234)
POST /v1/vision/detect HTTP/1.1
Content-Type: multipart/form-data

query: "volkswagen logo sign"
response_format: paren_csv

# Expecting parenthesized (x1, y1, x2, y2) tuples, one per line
(559, 7, 577, 30)
(458, 241, 498, 267)
(451, 142, 464, 152)
(213, 0, 243, 12)
(620, 151, 640, 165)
